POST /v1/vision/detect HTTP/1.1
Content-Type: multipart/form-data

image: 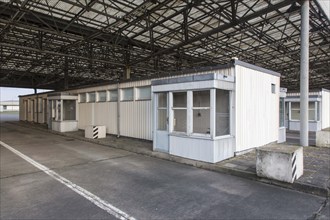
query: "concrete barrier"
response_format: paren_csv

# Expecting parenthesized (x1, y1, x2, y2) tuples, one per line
(85, 125, 106, 139)
(256, 144, 303, 183)
(316, 128, 330, 148)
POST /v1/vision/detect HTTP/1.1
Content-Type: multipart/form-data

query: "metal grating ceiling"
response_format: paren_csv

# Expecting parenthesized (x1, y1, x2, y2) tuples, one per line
(0, 0, 329, 90)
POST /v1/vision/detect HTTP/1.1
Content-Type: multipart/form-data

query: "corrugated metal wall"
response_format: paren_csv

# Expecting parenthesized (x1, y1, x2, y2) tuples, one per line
(73, 80, 152, 140)
(94, 102, 117, 134)
(120, 101, 152, 140)
(235, 65, 280, 152)
(78, 103, 93, 130)
(321, 89, 330, 129)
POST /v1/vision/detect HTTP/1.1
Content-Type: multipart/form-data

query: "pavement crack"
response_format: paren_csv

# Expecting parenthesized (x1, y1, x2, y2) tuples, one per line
(307, 198, 329, 220)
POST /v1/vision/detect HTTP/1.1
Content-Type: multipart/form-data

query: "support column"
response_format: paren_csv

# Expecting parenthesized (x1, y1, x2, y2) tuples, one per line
(124, 65, 131, 80)
(64, 57, 69, 89)
(300, 0, 309, 146)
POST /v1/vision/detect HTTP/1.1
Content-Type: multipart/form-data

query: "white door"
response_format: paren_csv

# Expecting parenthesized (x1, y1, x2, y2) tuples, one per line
(154, 92, 169, 152)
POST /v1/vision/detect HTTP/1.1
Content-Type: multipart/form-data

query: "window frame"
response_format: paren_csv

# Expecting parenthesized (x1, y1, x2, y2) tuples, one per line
(121, 87, 134, 101)
(136, 86, 151, 101)
(97, 90, 107, 102)
(191, 90, 211, 137)
(172, 91, 188, 134)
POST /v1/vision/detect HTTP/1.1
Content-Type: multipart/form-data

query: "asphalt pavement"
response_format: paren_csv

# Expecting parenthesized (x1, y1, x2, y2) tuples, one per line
(0, 122, 328, 220)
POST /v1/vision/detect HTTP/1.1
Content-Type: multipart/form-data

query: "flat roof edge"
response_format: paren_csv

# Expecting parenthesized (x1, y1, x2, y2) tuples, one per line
(234, 60, 281, 77)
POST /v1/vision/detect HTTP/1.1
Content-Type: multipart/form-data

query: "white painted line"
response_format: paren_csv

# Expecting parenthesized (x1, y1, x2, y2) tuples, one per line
(0, 141, 136, 220)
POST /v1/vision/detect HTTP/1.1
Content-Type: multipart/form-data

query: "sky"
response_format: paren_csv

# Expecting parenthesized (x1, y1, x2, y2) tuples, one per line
(0, 87, 52, 101)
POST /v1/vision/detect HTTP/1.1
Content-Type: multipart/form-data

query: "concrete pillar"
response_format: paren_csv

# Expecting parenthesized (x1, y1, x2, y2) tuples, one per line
(300, 0, 309, 146)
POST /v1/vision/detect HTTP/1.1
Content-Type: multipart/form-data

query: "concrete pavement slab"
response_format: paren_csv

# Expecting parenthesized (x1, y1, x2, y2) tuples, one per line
(1, 122, 327, 219)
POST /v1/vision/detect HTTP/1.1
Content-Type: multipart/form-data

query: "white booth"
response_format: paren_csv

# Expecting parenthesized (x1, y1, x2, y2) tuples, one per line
(47, 93, 78, 132)
(285, 89, 330, 132)
(152, 60, 282, 163)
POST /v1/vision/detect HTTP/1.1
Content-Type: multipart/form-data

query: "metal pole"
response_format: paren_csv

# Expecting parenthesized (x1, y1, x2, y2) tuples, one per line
(300, 0, 309, 146)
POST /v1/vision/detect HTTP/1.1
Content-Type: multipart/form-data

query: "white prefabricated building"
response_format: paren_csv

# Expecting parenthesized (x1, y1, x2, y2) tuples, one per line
(19, 59, 283, 163)
(284, 89, 330, 132)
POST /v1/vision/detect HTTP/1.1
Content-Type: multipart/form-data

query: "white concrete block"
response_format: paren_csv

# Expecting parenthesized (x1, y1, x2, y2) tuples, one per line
(316, 128, 330, 148)
(85, 125, 106, 139)
(256, 144, 303, 183)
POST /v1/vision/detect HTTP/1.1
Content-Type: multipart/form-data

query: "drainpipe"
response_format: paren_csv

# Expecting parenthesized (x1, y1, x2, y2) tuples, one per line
(300, 0, 309, 146)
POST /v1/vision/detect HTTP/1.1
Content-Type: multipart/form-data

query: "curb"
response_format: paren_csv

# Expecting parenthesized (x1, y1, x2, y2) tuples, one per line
(7, 122, 330, 198)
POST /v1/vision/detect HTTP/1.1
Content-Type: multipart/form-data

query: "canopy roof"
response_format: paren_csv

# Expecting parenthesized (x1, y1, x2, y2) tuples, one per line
(0, 0, 329, 90)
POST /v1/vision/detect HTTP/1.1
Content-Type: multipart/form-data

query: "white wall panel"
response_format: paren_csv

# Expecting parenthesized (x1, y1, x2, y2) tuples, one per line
(120, 101, 152, 140)
(169, 136, 214, 162)
(321, 89, 330, 129)
(94, 102, 117, 134)
(78, 103, 93, 130)
(214, 137, 235, 162)
(235, 65, 280, 152)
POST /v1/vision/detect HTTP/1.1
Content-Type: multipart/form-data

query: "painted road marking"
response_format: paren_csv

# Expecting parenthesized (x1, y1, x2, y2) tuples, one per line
(0, 141, 136, 220)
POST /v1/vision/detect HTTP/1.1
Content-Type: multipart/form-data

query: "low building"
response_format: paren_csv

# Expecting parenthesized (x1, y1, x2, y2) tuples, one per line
(0, 100, 19, 112)
(285, 89, 330, 132)
(19, 59, 284, 163)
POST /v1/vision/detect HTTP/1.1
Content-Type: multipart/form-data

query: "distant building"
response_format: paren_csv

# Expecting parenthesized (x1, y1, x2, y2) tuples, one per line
(0, 100, 19, 112)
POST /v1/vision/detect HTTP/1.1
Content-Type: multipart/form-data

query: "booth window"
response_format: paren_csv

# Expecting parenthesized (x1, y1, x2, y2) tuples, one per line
(88, 92, 96, 102)
(157, 93, 167, 130)
(109, 90, 118, 101)
(216, 89, 230, 136)
(121, 88, 134, 101)
(80, 94, 86, 103)
(279, 98, 285, 127)
(63, 100, 76, 120)
(291, 102, 319, 121)
(98, 91, 106, 102)
(136, 86, 151, 100)
(193, 90, 210, 134)
(309, 102, 316, 121)
(173, 92, 187, 132)
(57, 100, 61, 120)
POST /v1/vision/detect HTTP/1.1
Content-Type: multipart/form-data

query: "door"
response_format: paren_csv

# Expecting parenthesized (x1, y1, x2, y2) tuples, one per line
(24, 100, 28, 120)
(154, 92, 169, 152)
(43, 99, 47, 123)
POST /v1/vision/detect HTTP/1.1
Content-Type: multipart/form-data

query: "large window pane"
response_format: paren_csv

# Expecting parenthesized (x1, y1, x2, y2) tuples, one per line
(98, 91, 106, 102)
(193, 109, 210, 134)
(173, 109, 186, 132)
(216, 90, 230, 136)
(158, 109, 167, 130)
(121, 88, 134, 101)
(193, 90, 210, 107)
(193, 90, 210, 134)
(137, 86, 151, 100)
(158, 93, 167, 107)
(63, 100, 76, 120)
(173, 92, 187, 107)
(157, 93, 167, 131)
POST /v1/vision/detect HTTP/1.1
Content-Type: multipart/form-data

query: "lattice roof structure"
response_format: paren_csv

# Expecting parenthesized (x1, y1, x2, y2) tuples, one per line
(0, 0, 329, 91)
